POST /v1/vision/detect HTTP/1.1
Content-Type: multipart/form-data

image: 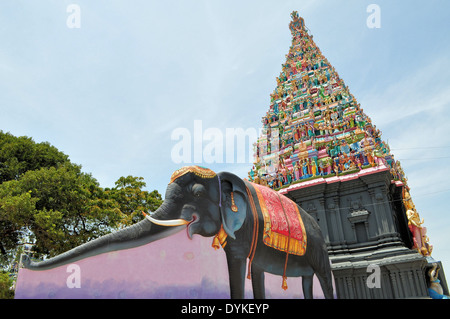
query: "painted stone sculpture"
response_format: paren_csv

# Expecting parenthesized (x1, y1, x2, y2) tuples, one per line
(24, 166, 334, 299)
(427, 263, 449, 299)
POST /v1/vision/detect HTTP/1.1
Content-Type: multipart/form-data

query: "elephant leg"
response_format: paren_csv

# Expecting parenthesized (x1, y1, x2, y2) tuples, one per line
(226, 256, 247, 299)
(251, 264, 265, 299)
(302, 275, 314, 299)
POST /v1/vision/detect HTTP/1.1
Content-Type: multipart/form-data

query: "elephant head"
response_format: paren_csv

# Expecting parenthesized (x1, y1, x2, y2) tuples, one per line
(145, 166, 249, 240)
(24, 166, 248, 270)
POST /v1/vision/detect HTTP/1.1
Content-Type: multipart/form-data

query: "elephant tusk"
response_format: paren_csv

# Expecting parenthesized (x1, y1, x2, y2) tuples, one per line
(142, 211, 190, 227)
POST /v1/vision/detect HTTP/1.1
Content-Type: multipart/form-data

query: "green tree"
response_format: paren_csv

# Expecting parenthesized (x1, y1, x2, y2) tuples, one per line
(0, 131, 163, 267)
(0, 131, 69, 183)
(0, 272, 14, 299)
(0, 188, 36, 264)
(107, 176, 163, 225)
(0, 164, 123, 257)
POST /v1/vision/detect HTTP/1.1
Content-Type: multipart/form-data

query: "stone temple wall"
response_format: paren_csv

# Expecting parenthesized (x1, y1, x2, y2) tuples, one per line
(282, 164, 446, 298)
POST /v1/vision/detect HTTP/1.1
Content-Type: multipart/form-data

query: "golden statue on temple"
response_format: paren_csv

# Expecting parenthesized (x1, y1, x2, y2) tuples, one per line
(406, 208, 433, 256)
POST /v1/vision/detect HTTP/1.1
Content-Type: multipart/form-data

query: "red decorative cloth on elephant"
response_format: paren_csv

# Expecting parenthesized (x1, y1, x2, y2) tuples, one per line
(250, 182, 307, 256)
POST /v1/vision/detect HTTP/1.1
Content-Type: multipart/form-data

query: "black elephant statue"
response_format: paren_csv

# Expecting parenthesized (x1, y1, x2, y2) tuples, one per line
(24, 166, 334, 299)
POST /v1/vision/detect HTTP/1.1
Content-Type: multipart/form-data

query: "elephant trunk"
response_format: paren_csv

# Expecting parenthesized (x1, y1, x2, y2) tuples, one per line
(23, 200, 184, 271)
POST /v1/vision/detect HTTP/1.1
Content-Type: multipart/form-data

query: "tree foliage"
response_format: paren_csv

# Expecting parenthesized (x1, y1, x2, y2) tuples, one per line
(107, 175, 163, 225)
(0, 131, 69, 183)
(0, 131, 163, 268)
(0, 272, 14, 299)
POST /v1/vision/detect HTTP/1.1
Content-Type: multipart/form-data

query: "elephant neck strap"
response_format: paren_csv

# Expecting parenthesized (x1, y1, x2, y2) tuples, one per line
(211, 175, 225, 249)
(245, 182, 259, 280)
(276, 191, 291, 291)
(211, 175, 226, 249)
(217, 175, 222, 208)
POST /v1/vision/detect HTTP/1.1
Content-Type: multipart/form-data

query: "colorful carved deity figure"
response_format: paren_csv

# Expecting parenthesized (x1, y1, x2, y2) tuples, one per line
(248, 166, 255, 182)
(302, 159, 308, 177)
(406, 209, 432, 256)
(365, 148, 375, 167)
(428, 263, 449, 299)
(287, 168, 293, 184)
(282, 169, 288, 185)
(403, 188, 415, 211)
(332, 161, 339, 176)
(294, 161, 300, 180)
(340, 139, 350, 155)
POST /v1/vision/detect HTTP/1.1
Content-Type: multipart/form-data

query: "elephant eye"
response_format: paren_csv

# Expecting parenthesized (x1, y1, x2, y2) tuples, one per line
(192, 184, 206, 198)
(194, 189, 206, 198)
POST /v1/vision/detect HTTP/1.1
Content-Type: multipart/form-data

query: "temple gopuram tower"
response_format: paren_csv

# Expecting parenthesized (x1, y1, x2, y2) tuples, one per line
(249, 11, 448, 299)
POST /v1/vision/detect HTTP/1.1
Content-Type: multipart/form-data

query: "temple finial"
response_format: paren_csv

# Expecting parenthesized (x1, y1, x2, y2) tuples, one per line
(289, 11, 305, 35)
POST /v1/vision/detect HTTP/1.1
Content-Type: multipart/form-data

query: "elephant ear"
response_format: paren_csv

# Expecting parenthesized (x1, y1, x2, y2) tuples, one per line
(218, 172, 248, 240)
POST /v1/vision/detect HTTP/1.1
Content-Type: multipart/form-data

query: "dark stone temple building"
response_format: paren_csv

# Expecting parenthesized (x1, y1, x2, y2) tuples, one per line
(249, 11, 448, 298)
(282, 165, 447, 298)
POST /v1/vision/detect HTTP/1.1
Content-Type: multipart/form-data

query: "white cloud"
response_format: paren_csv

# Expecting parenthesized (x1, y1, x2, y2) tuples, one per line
(362, 54, 450, 128)
(359, 53, 450, 198)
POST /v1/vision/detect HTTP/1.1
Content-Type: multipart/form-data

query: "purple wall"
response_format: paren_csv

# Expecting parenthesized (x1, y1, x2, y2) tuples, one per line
(15, 230, 329, 299)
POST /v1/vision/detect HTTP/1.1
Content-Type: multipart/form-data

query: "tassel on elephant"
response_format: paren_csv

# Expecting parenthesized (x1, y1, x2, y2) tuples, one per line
(24, 166, 334, 299)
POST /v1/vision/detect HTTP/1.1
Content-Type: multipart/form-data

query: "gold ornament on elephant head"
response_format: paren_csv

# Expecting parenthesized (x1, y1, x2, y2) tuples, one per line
(169, 166, 217, 184)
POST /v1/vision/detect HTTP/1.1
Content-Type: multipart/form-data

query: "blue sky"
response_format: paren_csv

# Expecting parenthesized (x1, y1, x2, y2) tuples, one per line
(1, 1, 450, 277)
